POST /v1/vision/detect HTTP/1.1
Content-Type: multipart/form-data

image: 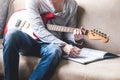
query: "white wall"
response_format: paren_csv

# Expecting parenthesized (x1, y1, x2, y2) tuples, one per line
(76, 0, 120, 54)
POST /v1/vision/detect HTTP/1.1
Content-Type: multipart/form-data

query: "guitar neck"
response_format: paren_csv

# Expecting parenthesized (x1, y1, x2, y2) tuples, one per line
(47, 24, 88, 35)
(47, 24, 85, 33)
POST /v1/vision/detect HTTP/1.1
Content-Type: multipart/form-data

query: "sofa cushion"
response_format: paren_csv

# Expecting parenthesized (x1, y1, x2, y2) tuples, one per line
(52, 57, 120, 80)
(0, 0, 11, 38)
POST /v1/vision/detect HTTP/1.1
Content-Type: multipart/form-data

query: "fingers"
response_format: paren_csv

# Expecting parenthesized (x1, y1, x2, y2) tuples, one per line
(62, 44, 81, 58)
(69, 46, 81, 58)
(73, 28, 84, 41)
(62, 44, 73, 55)
(80, 27, 86, 35)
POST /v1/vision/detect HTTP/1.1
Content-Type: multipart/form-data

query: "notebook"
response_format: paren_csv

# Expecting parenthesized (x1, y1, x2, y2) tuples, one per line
(63, 48, 119, 64)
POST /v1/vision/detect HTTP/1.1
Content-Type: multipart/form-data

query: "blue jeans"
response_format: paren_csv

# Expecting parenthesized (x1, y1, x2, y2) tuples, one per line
(2, 29, 63, 80)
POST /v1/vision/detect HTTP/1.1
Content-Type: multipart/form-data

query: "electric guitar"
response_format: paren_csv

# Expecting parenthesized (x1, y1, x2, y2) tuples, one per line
(46, 24, 109, 43)
(4, 10, 109, 43)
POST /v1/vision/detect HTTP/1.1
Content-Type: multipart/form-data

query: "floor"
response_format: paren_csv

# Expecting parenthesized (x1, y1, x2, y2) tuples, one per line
(0, 74, 4, 80)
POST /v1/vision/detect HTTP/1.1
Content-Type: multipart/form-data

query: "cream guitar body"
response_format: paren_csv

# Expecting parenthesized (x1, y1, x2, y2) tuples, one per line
(4, 10, 35, 39)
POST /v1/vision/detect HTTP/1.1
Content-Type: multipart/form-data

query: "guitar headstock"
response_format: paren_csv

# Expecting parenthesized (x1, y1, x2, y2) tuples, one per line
(85, 29, 109, 43)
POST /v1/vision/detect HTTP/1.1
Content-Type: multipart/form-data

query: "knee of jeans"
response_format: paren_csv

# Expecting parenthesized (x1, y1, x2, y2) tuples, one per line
(46, 44, 63, 57)
(3, 29, 21, 45)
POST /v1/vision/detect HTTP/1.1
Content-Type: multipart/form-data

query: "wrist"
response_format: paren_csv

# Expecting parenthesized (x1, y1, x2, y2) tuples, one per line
(75, 39, 84, 45)
(61, 44, 73, 54)
(75, 38, 83, 42)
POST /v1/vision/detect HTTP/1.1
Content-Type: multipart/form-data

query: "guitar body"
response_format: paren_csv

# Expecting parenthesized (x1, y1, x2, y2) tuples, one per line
(4, 10, 54, 40)
(4, 10, 33, 38)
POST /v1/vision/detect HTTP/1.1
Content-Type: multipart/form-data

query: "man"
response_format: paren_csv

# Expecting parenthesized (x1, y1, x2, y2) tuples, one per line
(2, 0, 84, 80)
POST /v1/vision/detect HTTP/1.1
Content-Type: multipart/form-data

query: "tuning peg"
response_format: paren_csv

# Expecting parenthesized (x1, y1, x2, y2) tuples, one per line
(92, 33, 95, 36)
(101, 33, 104, 37)
(96, 29, 98, 32)
(104, 34, 107, 38)
(93, 29, 95, 32)
(91, 30, 93, 32)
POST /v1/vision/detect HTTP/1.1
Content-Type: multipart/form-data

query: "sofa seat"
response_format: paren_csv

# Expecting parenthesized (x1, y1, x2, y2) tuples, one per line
(52, 58, 120, 80)
(0, 44, 120, 80)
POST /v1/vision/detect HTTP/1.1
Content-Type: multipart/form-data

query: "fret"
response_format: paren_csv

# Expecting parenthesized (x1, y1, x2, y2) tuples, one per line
(49, 25, 51, 30)
(52, 25, 55, 30)
(56, 25, 59, 31)
(53, 25, 56, 31)
(61, 26, 64, 32)
(66, 27, 70, 32)
(70, 27, 75, 32)
(69, 28, 71, 32)
(60, 27, 64, 31)
(71, 28, 74, 32)
(64, 27, 67, 32)
(66, 27, 69, 32)
(59, 25, 62, 32)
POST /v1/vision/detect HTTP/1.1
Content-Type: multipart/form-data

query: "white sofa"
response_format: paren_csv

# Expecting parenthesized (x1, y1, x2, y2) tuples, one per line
(0, 0, 120, 80)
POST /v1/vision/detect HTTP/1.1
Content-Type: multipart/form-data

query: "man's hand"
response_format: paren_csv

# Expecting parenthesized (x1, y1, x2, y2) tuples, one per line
(73, 27, 85, 41)
(62, 44, 81, 57)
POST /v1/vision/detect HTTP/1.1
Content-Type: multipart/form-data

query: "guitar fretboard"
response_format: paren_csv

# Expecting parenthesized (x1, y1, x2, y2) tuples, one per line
(47, 24, 77, 33)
